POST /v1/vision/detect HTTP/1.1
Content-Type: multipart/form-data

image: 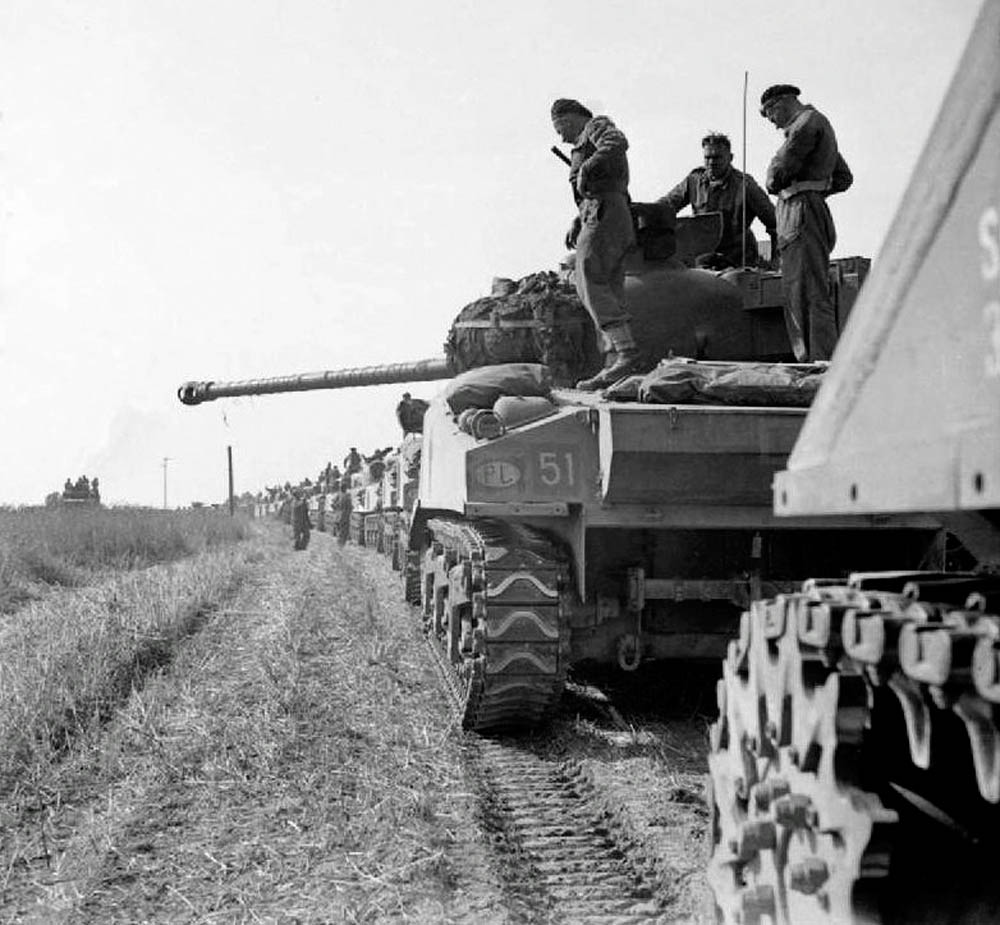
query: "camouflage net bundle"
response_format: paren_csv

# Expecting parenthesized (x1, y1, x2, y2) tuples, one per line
(444, 271, 601, 387)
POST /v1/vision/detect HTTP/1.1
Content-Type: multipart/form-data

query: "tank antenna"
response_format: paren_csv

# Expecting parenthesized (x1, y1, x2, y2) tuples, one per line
(741, 70, 749, 269)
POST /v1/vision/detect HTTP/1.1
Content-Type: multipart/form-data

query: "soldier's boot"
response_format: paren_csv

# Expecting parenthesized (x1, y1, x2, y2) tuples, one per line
(576, 322, 641, 391)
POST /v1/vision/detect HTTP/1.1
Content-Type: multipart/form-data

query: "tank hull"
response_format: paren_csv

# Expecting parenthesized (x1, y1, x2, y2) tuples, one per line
(411, 386, 939, 677)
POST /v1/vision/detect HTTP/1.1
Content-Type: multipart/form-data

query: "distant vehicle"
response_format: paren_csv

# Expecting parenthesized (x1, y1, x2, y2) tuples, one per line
(48, 475, 102, 508)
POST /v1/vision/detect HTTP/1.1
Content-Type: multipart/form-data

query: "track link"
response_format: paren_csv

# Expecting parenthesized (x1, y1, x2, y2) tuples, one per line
(708, 570, 1000, 924)
(421, 517, 570, 732)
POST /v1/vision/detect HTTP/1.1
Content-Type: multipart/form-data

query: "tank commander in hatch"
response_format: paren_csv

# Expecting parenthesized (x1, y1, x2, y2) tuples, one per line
(551, 98, 640, 391)
(761, 84, 853, 361)
(659, 132, 777, 270)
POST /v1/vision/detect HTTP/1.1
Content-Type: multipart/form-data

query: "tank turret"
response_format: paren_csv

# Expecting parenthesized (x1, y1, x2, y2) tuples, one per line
(178, 256, 794, 409)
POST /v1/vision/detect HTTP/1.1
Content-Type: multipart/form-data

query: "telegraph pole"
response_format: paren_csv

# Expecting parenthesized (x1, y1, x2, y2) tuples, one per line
(227, 445, 235, 516)
(162, 457, 170, 509)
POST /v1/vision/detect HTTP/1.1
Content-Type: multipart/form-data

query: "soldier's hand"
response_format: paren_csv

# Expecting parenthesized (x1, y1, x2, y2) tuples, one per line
(565, 216, 582, 250)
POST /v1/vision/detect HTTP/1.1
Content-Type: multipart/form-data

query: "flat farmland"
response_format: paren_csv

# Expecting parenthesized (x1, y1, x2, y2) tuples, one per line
(0, 512, 710, 924)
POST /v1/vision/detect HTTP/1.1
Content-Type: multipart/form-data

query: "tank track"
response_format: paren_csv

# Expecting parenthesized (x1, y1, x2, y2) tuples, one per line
(420, 517, 571, 732)
(708, 570, 1000, 925)
(420, 624, 664, 920)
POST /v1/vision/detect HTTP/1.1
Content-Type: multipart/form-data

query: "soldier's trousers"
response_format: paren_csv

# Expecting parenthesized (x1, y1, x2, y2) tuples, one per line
(574, 193, 635, 331)
(777, 192, 838, 362)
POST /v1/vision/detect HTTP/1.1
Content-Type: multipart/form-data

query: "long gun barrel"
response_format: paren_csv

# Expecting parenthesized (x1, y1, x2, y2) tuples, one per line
(178, 357, 453, 406)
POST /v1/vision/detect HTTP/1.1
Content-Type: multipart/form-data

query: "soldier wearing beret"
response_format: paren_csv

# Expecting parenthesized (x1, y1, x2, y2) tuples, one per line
(760, 84, 853, 361)
(551, 98, 641, 390)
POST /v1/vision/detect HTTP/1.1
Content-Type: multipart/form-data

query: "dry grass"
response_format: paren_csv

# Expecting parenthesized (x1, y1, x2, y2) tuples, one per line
(0, 545, 254, 800)
(0, 521, 712, 922)
(0, 528, 501, 924)
(0, 506, 250, 613)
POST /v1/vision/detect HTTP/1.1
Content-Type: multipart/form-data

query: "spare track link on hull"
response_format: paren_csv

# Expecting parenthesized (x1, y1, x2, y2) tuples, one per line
(708, 570, 1000, 925)
(422, 517, 570, 732)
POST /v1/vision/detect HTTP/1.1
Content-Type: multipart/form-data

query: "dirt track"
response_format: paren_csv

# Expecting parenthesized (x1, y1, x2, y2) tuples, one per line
(1, 526, 711, 924)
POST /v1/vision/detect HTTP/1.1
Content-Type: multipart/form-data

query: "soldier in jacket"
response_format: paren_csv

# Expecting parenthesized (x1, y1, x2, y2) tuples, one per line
(291, 490, 311, 550)
(761, 84, 853, 361)
(659, 133, 776, 269)
(551, 98, 640, 390)
(396, 392, 429, 435)
(336, 483, 353, 546)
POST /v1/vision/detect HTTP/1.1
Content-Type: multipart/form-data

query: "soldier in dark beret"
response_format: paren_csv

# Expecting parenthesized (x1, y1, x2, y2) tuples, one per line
(551, 98, 641, 390)
(760, 84, 853, 361)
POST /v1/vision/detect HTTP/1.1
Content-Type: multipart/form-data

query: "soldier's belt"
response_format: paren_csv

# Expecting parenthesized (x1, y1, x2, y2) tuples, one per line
(778, 179, 831, 200)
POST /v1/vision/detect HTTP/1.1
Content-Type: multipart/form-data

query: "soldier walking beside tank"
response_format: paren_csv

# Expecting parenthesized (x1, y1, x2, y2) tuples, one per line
(659, 133, 777, 270)
(291, 490, 311, 550)
(336, 481, 353, 546)
(551, 98, 640, 390)
(761, 84, 853, 361)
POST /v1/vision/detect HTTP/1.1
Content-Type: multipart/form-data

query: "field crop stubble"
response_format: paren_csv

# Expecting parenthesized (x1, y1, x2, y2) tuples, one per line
(0, 506, 249, 613)
(0, 508, 253, 796)
(1, 524, 505, 924)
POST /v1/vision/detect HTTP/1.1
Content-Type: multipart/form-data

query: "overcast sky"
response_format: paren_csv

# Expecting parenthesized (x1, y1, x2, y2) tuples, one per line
(0, 0, 984, 507)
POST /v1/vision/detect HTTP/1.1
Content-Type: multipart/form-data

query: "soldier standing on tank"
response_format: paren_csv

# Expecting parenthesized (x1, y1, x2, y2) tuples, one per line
(551, 98, 641, 390)
(760, 84, 853, 361)
(344, 447, 362, 476)
(291, 490, 311, 550)
(659, 133, 777, 270)
(396, 392, 429, 435)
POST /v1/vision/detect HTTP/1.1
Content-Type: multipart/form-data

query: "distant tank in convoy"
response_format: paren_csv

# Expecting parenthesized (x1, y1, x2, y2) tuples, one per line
(178, 209, 935, 737)
(47, 475, 102, 508)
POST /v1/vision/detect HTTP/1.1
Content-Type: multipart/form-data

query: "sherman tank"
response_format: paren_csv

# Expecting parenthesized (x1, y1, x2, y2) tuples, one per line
(706, 5, 1000, 922)
(179, 210, 926, 736)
